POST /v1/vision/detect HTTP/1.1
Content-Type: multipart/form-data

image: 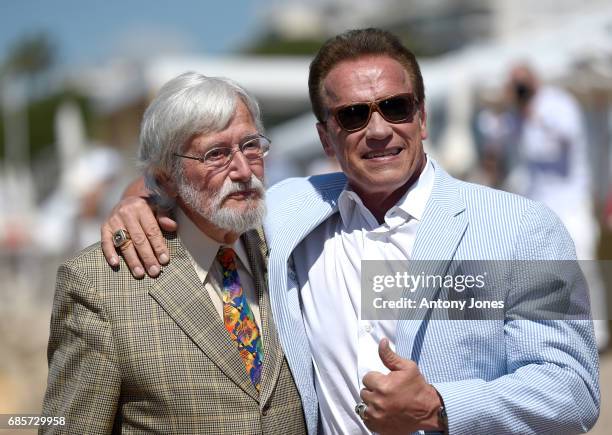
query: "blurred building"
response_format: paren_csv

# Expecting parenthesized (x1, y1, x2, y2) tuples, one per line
(50, 1, 612, 185)
(3, 0, 612, 245)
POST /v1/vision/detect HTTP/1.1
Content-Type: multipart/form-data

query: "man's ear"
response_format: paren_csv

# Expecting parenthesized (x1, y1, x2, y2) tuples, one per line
(316, 122, 336, 158)
(418, 105, 428, 141)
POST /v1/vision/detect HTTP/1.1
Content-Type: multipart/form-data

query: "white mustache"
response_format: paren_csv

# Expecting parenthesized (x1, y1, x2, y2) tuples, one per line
(218, 175, 265, 199)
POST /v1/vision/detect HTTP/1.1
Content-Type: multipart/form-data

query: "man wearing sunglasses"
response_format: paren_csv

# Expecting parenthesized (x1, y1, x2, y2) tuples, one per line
(100, 29, 598, 434)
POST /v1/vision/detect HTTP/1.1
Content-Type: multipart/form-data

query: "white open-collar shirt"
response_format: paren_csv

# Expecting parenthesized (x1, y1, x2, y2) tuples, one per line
(293, 158, 435, 434)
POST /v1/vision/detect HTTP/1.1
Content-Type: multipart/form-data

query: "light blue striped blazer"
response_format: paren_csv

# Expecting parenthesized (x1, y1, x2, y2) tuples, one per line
(264, 159, 599, 434)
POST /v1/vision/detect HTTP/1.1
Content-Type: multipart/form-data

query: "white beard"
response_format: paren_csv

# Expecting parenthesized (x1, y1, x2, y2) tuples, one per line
(178, 175, 266, 234)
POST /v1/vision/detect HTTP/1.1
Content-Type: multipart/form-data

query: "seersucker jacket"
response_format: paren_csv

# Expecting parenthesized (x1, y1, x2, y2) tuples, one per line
(264, 159, 600, 435)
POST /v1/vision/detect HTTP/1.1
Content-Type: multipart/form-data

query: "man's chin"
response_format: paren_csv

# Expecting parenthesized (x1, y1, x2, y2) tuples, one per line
(212, 198, 266, 232)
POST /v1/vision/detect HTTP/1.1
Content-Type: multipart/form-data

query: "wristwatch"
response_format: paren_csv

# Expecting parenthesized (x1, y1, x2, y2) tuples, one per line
(437, 403, 448, 433)
(433, 387, 448, 433)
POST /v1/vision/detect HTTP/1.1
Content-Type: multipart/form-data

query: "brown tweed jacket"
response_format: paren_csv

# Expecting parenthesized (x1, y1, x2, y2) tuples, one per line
(41, 229, 306, 434)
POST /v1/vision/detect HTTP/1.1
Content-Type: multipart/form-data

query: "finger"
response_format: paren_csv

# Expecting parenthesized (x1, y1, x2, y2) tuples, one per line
(362, 418, 376, 432)
(117, 241, 146, 279)
(359, 388, 376, 405)
(157, 209, 178, 233)
(140, 209, 170, 265)
(117, 209, 161, 278)
(358, 402, 379, 432)
(107, 213, 147, 278)
(362, 371, 386, 391)
(101, 222, 120, 267)
(379, 338, 410, 371)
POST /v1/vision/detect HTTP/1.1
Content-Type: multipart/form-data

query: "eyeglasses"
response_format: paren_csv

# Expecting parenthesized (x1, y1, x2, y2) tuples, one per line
(174, 134, 271, 168)
(328, 93, 419, 132)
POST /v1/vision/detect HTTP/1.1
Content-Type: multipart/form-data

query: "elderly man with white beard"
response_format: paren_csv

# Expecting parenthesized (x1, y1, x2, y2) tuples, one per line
(41, 72, 306, 434)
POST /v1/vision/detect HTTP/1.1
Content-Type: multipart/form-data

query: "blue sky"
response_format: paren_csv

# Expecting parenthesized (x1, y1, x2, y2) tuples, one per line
(0, 0, 269, 67)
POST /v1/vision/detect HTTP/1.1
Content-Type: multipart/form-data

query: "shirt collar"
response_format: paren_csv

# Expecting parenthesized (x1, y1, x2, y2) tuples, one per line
(338, 155, 435, 231)
(176, 208, 252, 282)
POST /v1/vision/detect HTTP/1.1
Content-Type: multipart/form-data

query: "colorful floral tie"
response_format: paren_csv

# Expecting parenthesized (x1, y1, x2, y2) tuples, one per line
(217, 247, 263, 391)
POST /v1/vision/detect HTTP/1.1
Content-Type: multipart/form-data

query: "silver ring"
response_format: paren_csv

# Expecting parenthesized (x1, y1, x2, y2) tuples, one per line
(355, 401, 368, 420)
(112, 228, 131, 248)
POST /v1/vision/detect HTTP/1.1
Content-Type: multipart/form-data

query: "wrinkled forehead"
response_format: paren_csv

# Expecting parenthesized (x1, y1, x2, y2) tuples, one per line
(322, 55, 413, 106)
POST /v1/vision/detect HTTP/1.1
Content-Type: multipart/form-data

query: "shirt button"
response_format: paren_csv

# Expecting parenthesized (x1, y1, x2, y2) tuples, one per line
(364, 324, 372, 333)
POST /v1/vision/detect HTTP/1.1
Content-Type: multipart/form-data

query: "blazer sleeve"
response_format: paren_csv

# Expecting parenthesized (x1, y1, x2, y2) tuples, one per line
(40, 261, 121, 434)
(432, 202, 600, 434)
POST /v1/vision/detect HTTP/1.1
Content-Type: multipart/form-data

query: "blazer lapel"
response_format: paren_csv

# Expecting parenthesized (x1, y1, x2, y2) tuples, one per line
(242, 229, 284, 408)
(149, 233, 259, 401)
(269, 182, 344, 271)
(396, 163, 469, 362)
(264, 174, 346, 416)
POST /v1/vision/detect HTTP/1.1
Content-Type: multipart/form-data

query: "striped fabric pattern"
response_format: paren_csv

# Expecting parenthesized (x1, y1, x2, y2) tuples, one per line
(264, 159, 599, 434)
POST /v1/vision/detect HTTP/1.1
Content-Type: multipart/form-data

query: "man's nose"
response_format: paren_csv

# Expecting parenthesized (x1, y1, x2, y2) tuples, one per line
(365, 110, 393, 140)
(227, 150, 254, 182)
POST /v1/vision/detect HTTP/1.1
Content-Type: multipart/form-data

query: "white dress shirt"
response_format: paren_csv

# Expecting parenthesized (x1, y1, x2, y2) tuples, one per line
(293, 158, 435, 434)
(176, 210, 263, 334)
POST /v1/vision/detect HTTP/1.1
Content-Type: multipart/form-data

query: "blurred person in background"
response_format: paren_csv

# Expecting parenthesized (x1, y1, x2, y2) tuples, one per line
(502, 63, 609, 351)
(41, 73, 306, 434)
(35, 145, 123, 254)
(100, 29, 599, 434)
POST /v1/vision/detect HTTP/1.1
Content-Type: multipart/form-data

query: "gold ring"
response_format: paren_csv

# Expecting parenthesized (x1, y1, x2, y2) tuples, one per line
(355, 401, 368, 420)
(112, 228, 131, 248)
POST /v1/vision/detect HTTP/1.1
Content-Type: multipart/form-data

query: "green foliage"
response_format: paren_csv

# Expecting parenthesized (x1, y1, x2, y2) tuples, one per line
(3, 33, 55, 77)
(391, 29, 444, 58)
(0, 31, 66, 163)
(242, 34, 326, 56)
(242, 29, 442, 58)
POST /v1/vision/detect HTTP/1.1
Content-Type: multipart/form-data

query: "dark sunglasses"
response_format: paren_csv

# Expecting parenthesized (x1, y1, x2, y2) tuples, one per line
(328, 93, 419, 132)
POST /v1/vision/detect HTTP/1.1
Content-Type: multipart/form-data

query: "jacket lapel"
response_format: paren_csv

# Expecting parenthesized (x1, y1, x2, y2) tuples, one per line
(269, 174, 346, 275)
(396, 162, 469, 362)
(148, 233, 259, 401)
(265, 174, 346, 421)
(242, 229, 284, 408)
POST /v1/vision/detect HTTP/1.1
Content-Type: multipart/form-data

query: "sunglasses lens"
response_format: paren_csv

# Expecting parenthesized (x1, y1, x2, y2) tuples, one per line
(379, 96, 414, 122)
(336, 104, 371, 131)
(332, 94, 417, 132)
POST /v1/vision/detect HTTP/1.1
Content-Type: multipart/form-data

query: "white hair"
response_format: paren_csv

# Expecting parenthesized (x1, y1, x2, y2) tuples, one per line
(138, 72, 263, 206)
